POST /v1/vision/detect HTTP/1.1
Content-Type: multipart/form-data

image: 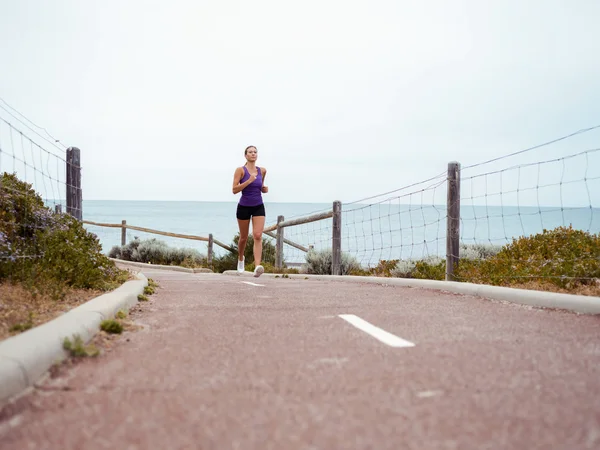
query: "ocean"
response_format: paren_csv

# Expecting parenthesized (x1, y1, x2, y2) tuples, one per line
(81, 200, 600, 267)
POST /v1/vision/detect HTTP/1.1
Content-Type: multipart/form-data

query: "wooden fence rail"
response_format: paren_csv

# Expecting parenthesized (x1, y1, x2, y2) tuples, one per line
(82, 220, 234, 255)
(263, 210, 334, 233)
(263, 231, 309, 253)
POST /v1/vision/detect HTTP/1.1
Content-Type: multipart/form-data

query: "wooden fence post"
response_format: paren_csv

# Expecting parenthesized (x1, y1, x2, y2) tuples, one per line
(332, 200, 342, 276)
(446, 161, 461, 281)
(66, 147, 82, 220)
(276, 215, 284, 269)
(208, 233, 214, 266)
(121, 220, 127, 246)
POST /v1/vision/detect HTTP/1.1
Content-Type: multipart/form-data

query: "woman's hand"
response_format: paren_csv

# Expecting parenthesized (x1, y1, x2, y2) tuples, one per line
(261, 185, 269, 193)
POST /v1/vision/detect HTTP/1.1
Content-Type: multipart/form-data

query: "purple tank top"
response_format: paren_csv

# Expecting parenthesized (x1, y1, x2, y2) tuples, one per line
(239, 165, 263, 207)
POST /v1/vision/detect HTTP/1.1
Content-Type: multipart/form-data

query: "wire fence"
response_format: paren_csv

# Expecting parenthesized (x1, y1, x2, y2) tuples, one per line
(341, 174, 447, 268)
(276, 127, 600, 287)
(0, 117, 68, 213)
(0, 116, 74, 275)
(459, 148, 600, 248)
(450, 147, 600, 285)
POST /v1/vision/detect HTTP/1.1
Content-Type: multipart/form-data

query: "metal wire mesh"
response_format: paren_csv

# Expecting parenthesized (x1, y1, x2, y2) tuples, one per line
(0, 117, 70, 266)
(280, 217, 333, 266)
(455, 147, 600, 283)
(342, 174, 447, 268)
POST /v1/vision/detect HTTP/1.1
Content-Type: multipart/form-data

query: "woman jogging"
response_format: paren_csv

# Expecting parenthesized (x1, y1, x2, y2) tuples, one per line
(232, 145, 268, 277)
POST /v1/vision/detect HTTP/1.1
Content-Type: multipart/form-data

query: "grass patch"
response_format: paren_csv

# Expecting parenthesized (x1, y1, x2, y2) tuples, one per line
(303, 249, 361, 275)
(115, 309, 127, 320)
(138, 294, 149, 302)
(100, 319, 124, 334)
(63, 335, 99, 358)
(144, 286, 155, 295)
(9, 321, 33, 333)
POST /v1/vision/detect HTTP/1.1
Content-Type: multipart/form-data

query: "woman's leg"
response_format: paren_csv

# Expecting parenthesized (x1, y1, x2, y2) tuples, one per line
(237, 219, 250, 261)
(251, 215, 265, 266)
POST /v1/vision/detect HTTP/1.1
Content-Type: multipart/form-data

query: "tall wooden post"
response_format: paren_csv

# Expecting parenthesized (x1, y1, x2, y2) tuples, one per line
(66, 147, 82, 220)
(208, 233, 214, 266)
(121, 220, 127, 246)
(446, 161, 461, 281)
(332, 200, 342, 276)
(276, 215, 284, 269)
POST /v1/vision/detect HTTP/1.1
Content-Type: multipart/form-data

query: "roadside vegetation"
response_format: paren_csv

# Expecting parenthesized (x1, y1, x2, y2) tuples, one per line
(107, 217, 599, 296)
(109, 233, 301, 274)
(343, 226, 600, 296)
(0, 172, 132, 340)
(109, 237, 208, 268)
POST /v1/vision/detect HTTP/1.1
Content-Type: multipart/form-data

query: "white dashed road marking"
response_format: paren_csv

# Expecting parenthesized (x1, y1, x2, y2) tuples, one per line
(240, 281, 265, 287)
(339, 314, 415, 348)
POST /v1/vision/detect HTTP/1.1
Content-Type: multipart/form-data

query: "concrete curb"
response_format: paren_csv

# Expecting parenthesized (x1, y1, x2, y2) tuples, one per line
(0, 272, 148, 406)
(110, 258, 213, 273)
(223, 270, 600, 314)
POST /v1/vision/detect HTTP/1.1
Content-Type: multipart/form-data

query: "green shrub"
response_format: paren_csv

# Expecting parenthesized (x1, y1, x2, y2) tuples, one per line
(109, 237, 207, 268)
(303, 248, 361, 275)
(459, 242, 502, 260)
(412, 258, 446, 280)
(366, 259, 400, 277)
(353, 229, 599, 292)
(388, 244, 500, 280)
(456, 225, 600, 289)
(0, 172, 129, 297)
(390, 259, 417, 278)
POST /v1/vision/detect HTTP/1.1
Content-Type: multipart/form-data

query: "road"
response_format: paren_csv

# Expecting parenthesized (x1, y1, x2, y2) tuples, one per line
(1, 268, 599, 449)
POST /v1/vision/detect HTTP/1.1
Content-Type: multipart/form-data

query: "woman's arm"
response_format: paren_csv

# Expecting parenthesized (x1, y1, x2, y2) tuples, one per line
(232, 167, 256, 194)
(261, 168, 268, 193)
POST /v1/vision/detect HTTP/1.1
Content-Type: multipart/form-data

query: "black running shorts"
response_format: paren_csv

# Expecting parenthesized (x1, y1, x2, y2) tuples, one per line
(236, 203, 266, 220)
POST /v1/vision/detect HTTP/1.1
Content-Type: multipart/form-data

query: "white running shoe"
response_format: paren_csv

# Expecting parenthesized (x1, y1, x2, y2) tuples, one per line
(237, 257, 245, 273)
(253, 265, 264, 278)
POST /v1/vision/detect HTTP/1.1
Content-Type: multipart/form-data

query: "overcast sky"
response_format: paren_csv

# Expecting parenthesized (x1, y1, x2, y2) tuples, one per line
(1, 0, 599, 206)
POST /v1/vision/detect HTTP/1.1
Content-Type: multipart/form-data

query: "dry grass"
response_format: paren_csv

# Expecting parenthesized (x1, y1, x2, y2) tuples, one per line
(0, 283, 100, 341)
(0, 269, 138, 341)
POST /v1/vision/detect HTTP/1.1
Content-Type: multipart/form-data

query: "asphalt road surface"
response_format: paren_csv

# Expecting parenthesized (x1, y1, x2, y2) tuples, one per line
(1, 268, 599, 449)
